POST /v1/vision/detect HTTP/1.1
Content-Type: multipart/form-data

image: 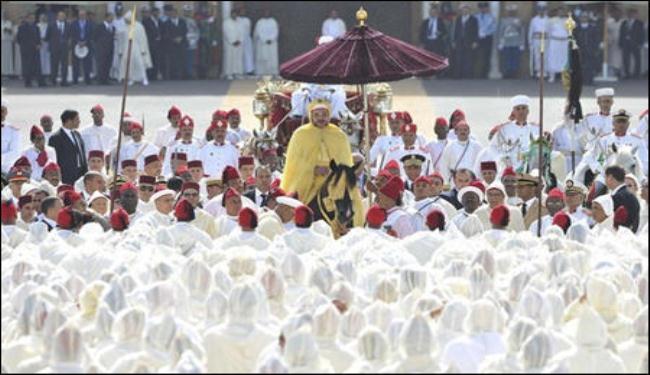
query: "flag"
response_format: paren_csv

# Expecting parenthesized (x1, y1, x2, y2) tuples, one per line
(562, 30, 583, 124)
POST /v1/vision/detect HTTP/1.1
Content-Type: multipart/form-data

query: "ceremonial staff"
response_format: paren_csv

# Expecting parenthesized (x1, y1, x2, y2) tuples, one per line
(110, 6, 137, 213)
(536, 29, 545, 238)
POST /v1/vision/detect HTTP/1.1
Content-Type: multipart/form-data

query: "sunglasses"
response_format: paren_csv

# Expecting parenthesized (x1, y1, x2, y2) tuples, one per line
(183, 192, 199, 197)
(139, 185, 154, 192)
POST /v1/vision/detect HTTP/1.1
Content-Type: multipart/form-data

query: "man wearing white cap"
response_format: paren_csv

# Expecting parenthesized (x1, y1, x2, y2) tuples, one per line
(450, 184, 485, 231)
(1, 100, 22, 173)
(591, 194, 615, 233)
(581, 88, 615, 150)
(490, 95, 540, 172)
(474, 181, 525, 231)
(134, 189, 175, 228)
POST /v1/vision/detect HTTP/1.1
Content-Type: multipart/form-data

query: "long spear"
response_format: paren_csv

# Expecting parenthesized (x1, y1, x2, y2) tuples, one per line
(110, 6, 137, 213)
(537, 30, 545, 238)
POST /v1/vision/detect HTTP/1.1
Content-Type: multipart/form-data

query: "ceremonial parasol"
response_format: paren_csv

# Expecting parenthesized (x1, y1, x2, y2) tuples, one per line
(280, 7, 448, 201)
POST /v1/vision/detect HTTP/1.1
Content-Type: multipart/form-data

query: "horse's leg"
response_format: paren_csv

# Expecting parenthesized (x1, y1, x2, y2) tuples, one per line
(308, 198, 323, 222)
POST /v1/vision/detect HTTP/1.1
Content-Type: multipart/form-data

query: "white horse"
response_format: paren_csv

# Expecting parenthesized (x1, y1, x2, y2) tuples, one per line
(338, 110, 364, 153)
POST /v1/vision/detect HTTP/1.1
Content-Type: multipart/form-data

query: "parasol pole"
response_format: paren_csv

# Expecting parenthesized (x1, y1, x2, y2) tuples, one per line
(110, 5, 137, 213)
(537, 28, 545, 238)
(356, 8, 373, 206)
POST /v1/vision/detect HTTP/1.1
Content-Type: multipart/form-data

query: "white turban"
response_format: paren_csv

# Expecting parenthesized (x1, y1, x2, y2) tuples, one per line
(593, 194, 614, 217)
(486, 181, 507, 198)
(595, 87, 615, 97)
(511, 95, 531, 108)
(458, 186, 484, 203)
(151, 189, 175, 202)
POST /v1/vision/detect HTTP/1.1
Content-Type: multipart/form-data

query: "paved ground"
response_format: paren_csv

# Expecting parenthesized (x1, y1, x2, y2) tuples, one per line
(2, 77, 647, 147)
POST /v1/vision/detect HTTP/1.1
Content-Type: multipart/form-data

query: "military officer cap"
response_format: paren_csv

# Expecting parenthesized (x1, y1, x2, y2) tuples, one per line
(564, 178, 586, 195)
(612, 109, 631, 121)
(400, 154, 426, 168)
(517, 172, 539, 186)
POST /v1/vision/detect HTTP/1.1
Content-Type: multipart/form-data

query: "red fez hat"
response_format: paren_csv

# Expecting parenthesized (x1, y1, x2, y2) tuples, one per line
(129, 121, 144, 132)
(62, 190, 82, 207)
(57, 206, 75, 229)
(1, 200, 18, 222)
(613, 206, 628, 228)
(480, 161, 497, 171)
(435, 117, 448, 128)
(502, 167, 517, 177)
(222, 187, 241, 207)
(168, 105, 182, 118)
(271, 178, 282, 190)
(30, 125, 44, 138)
(43, 162, 60, 174)
(451, 108, 466, 121)
(91, 104, 104, 113)
(212, 109, 229, 119)
(139, 175, 156, 185)
(384, 160, 400, 171)
(179, 115, 194, 129)
(8, 167, 29, 182)
(121, 160, 137, 169)
(13, 156, 31, 169)
(388, 111, 404, 122)
(170, 152, 188, 161)
(294, 205, 314, 228)
(469, 180, 486, 194)
(547, 188, 564, 200)
(426, 209, 446, 231)
(18, 195, 33, 209)
(181, 181, 200, 192)
(238, 207, 258, 229)
(366, 204, 387, 228)
(430, 171, 444, 182)
(379, 176, 404, 201)
(222, 165, 240, 183)
(552, 211, 572, 233)
(144, 154, 160, 166)
(400, 123, 417, 134)
(57, 184, 74, 195)
(210, 119, 228, 131)
(490, 204, 510, 227)
(40, 114, 52, 121)
(110, 207, 130, 232)
(187, 160, 203, 169)
(414, 175, 433, 186)
(88, 150, 105, 160)
(175, 198, 195, 222)
(402, 111, 412, 124)
(228, 108, 241, 117)
(119, 182, 137, 194)
(376, 169, 393, 181)
(238, 156, 254, 167)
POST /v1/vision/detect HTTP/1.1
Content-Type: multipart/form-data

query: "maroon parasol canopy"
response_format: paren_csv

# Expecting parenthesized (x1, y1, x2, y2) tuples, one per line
(280, 22, 448, 84)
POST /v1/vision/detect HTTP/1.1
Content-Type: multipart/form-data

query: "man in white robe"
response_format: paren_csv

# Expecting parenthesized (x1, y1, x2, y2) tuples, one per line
(254, 10, 279, 76)
(238, 7, 254, 75)
(80, 104, 118, 160)
(546, 10, 569, 82)
(118, 121, 158, 173)
(222, 9, 244, 79)
(133, 189, 175, 229)
(117, 11, 152, 85)
(321, 10, 346, 38)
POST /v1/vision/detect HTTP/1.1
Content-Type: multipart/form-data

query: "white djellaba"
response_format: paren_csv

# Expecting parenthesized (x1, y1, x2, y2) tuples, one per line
(618, 307, 649, 372)
(380, 314, 440, 373)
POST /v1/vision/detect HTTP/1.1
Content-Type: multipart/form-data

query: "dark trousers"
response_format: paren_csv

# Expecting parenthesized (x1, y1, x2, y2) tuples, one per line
(622, 45, 641, 78)
(500, 47, 521, 78)
(20, 49, 43, 85)
(50, 47, 69, 84)
(454, 46, 475, 78)
(147, 40, 161, 80)
(424, 39, 446, 56)
(95, 46, 113, 83)
(476, 36, 493, 78)
(73, 53, 92, 83)
(168, 42, 185, 79)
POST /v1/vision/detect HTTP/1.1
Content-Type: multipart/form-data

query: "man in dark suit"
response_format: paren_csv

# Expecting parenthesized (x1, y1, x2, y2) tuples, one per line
(48, 110, 88, 185)
(161, 7, 188, 80)
(440, 168, 475, 210)
(606, 165, 640, 232)
(16, 13, 45, 87)
(70, 9, 94, 85)
(419, 4, 447, 57)
(142, 6, 163, 81)
(243, 165, 273, 208)
(93, 12, 114, 85)
(619, 7, 644, 79)
(574, 13, 599, 85)
(452, 3, 479, 79)
(47, 11, 71, 86)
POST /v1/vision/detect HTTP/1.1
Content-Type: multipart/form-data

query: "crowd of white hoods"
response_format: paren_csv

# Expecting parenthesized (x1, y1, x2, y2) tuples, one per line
(1, 212, 648, 373)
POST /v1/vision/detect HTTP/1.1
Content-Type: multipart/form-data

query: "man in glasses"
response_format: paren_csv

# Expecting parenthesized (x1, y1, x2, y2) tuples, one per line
(22, 125, 57, 182)
(181, 181, 218, 238)
(137, 175, 157, 214)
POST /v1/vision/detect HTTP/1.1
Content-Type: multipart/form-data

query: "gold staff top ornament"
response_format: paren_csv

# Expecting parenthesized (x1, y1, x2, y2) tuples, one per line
(356, 7, 368, 27)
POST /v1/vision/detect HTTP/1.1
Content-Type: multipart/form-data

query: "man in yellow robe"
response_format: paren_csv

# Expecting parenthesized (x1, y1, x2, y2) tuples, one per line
(281, 100, 365, 232)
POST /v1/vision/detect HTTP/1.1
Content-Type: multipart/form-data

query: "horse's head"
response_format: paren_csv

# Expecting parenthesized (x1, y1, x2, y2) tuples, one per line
(252, 128, 279, 155)
(610, 143, 641, 176)
(320, 159, 361, 229)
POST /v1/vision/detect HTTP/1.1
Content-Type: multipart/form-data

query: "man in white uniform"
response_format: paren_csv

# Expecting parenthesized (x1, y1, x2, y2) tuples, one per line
(321, 9, 346, 38)
(384, 124, 432, 178)
(22, 125, 56, 182)
(222, 9, 244, 79)
(425, 117, 450, 173)
(163, 115, 202, 176)
(199, 119, 239, 178)
(546, 9, 569, 82)
(2, 100, 21, 173)
(237, 6, 254, 75)
(154, 105, 182, 162)
(80, 105, 117, 164)
(581, 88, 615, 151)
(253, 9, 279, 76)
(377, 175, 414, 238)
(528, 4, 549, 78)
(225, 109, 252, 146)
(490, 95, 540, 172)
(440, 120, 483, 182)
(119, 120, 159, 173)
(369, 111, 405, 166)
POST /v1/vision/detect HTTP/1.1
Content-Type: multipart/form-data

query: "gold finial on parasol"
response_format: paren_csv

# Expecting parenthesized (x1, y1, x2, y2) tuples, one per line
(356, 7, 368, 27)
(565, 12, 576, 35)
